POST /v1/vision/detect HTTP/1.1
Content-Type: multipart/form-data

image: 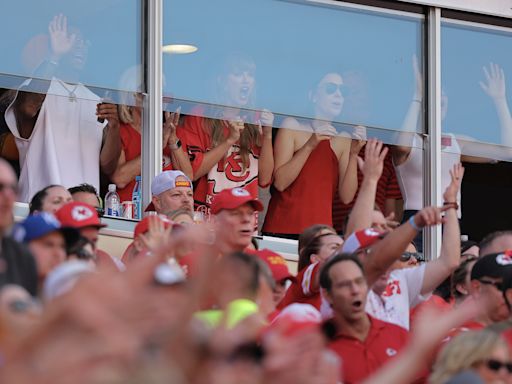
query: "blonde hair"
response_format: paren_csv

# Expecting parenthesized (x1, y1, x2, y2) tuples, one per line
(429, 329, 509, 384)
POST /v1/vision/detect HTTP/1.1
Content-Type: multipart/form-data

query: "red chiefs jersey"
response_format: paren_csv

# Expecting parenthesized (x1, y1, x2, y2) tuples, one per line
(328, 315, 408, 384)
(178, 113, 261, 216)
(277, 263, 321, 310)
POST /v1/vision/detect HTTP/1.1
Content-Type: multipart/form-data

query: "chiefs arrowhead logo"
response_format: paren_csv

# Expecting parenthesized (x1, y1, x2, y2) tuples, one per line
(71, 206, 93, 221)
(386, 348, 397, 357)
(496, 253, 512, 266)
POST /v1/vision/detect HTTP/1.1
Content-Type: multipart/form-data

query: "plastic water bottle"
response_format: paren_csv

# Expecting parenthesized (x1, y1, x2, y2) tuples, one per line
(105, 184, 120, 217)
(132, 176, 142, 220)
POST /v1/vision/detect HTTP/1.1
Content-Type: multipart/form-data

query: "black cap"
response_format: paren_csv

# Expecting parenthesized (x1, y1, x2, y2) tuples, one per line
(470, 251, 512, 281)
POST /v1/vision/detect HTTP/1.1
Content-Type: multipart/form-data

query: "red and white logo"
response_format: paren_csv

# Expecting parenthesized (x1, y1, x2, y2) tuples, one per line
(496, 252, 512, 266)
(232, 187, 250, 197)
(71, 206, 93, 222)
(386, 348, 397, 357)
(382, 280, 402, 297)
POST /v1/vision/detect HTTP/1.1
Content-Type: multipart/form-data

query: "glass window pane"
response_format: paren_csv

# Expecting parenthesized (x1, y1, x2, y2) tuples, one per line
(164, 0, 424, 141)
(0, 1, 142, 101)
(442, 19, 512, 161)
(165, 0, 424, 237)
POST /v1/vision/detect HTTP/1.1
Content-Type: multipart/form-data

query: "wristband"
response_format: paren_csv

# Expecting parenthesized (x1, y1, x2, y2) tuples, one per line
(443, 201, 459, 210)
(408, 215, 422, 232)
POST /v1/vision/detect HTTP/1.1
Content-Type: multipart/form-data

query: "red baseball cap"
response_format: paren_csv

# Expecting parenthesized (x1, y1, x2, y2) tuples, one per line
(252, 249, 296, 283)
(55, 202, 107, 229)
(134, 215, 173, 238)
(342, 228, 385, 253)
(210, 187, 263, 215)
(269, 303, 322, 337)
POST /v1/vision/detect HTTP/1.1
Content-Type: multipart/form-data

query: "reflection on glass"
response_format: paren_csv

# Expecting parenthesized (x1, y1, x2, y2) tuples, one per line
(177, 53, 274, 218)
(165, 0, 423, 134)
(261, 70, 359, 238)
(442, 21, 512, 160)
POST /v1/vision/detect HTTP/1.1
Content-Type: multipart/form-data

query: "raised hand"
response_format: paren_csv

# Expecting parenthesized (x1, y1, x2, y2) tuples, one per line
(226, 118, 245, 145)
(258, 109, 274, 139)
(350, 125, 367, 156)
(443, 163, 464, 203)
(356, 138, 388, 182)
(163, 106, 181, 149)
(480, 62, 506, 101)
(48, 14, 76, 59)
(413, 205, 452, 228)
(96, 103, 119, 127)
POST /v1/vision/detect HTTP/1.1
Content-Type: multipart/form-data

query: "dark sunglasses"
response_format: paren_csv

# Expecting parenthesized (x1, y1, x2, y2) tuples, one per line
(321, 82, 343, 95)
(478, 279, 504, 291)
(485, 359, 512, 373)
(95, 207, 105, 218)
(0, 182, 17, 194)
(400, 252, 424, 262)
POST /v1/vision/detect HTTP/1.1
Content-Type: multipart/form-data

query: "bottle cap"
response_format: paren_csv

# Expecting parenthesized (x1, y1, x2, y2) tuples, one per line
(108, 184, 116, 192)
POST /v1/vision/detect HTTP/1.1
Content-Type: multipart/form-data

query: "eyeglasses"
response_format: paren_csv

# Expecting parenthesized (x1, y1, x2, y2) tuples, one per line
(400, 252, 424, 262)
(0, 182, 17, 195)
(321, 82, 343, 95)
(478, 279, 503, 291)
(485, 359, 512, 373)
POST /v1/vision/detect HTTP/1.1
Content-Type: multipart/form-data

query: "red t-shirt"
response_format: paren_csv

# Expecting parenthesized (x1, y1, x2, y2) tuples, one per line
(178, 114, 261, 215)
(332, 148, 402, 232)
(502, 328, 512, 350)
(409, 294, 454, 330)
(118, 122, 177, 202)
(328, 315, 409, 384)
(277, 263, 321, 310)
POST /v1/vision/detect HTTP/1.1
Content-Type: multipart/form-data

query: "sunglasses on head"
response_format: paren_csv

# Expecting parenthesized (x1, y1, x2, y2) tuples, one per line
(485, 359, 512, 373)
(478, 279, 504, 291)
(400, 252, 424, 262)
(321, 82, 343, 95)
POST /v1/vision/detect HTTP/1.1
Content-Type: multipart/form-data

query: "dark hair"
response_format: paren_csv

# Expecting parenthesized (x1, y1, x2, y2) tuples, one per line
(479, 230, 512, 256)
(433, 277, 452, 303)
(29, 184, 60, 214)
(298, 232, 336, 271)
(66, 236, 95, 261)
(68, 183, 102, 208)
(451, 256, 478, 300)
(298, 224, 336, 255)
(319, 252, 364, 292)
(461, 240, 478, 255)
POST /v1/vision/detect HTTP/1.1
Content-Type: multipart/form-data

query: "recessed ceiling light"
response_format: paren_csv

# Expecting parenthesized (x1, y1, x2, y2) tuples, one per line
(163, 44, 198, 54)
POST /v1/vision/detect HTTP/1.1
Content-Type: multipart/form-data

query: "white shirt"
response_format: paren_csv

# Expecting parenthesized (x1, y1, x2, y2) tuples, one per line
(6, 78, 106, 202)
(365, 264, 427, 330)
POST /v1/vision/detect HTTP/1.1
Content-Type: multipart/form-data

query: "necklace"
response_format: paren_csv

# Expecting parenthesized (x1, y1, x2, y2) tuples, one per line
(57, 80, 80, 102)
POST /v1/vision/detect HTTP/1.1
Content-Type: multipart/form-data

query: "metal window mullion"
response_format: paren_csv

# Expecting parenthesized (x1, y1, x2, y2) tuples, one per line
(142, 0, 163, 212)
(424, 6, 442, 260)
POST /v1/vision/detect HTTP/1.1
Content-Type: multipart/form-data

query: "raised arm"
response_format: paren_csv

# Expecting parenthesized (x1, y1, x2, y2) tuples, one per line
(344, 139, 387, 237)
(480, 63, 512, 148)
(393, 55, 423, 165)
(257, 109, 274, 187)
(192, 119, 243, 181)
(364, 205, 448, 287)
(337, 126, 366, 204)
(420, 163, 463, 295)
(164, 109, 193, 180)
(272, 118, 330, 191)
(98, 103, 122, 176)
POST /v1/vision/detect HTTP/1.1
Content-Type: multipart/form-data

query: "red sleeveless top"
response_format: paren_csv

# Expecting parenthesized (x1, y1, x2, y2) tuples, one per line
(262, 140, 338, 235)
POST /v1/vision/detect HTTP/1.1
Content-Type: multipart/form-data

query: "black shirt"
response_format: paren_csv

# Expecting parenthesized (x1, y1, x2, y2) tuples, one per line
(0, 236, 38, 296)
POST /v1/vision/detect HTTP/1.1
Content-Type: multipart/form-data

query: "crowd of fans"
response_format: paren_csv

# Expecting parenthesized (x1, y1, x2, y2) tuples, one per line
(0, 131, 512, 383)
(0, 14, 511, 383)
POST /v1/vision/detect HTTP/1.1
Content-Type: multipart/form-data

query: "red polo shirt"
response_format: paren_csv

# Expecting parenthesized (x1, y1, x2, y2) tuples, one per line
(328, 315, 408, 384)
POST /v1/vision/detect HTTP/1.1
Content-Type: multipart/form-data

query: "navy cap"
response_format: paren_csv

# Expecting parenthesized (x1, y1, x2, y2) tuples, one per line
(13, 212, 80, 246)
(470, 251, 512, 281)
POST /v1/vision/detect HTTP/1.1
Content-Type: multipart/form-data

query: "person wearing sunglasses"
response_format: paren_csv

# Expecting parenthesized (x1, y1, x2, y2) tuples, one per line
(430, 329, 511, 384)
(262, 69, 365, 239)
